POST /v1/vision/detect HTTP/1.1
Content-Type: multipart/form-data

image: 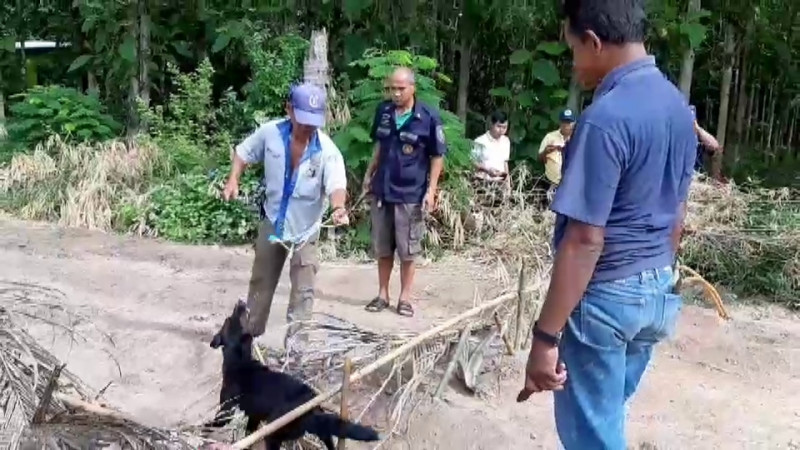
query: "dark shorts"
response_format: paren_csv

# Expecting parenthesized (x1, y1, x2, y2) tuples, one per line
(370, 197, 425, 261)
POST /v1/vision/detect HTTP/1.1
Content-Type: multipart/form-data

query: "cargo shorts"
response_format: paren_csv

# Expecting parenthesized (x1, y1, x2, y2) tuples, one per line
(370, 197, 425, 262)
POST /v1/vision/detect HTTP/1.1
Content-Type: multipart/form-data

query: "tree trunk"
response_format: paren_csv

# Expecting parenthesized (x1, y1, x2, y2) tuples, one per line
(745, 82, 757, 146)
(766, 82, 777, 162)
(760, 83, 770, 152)
(87, 72, 98, 93)
(16, 0, 27, 81)
(712, 23, 735, 179)
(567, 73, 581, 113)
(678, 0, 701, 99)
(727, 49, 740, 144)
(0, 68, 5, 138)
(455, 34, 471, 124)
(196, 0, 207, 60)
(303, 29, 329, 88)
(732, 54, 748, 166)
(787, 108, 796, 157)
(303, 29, 344, 133)
(127, 0, 140, 136)
(138, 0, 150, 108)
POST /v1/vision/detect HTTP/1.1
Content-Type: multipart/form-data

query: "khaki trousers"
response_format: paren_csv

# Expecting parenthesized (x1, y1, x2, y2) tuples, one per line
(245, 220, 319, 344)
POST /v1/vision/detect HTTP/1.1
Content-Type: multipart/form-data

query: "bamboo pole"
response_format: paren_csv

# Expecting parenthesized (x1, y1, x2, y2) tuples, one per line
(433, 324, 472, 399)
(493, 312, 514, 355)
(231, 285, 542, 449)
(337, 358, 353, 450)
(513, 261, 527, 350)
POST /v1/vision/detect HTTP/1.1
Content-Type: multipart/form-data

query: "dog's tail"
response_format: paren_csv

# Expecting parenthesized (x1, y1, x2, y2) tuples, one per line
(308, 412, 380, 442)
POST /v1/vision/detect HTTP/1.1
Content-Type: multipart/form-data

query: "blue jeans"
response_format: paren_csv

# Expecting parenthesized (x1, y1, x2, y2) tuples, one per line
(554, 266, 682, 450)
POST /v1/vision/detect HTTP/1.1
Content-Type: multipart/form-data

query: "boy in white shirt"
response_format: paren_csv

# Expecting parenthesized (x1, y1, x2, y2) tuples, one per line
(472, 111, 511, 186)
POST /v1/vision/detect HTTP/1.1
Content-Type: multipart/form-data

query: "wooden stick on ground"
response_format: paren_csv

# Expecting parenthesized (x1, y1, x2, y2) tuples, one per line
(433, 324, 472, 399)
(493, 312, 514, 356)
(337, 357, 353, 450)
(231, 286, 542, 449)
(54, 393, 132, 422)
(514, 261, 527, 351)
(32, 363, 66, 424)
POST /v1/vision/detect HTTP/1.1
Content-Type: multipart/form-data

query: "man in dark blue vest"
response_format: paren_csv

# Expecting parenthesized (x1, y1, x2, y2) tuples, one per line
(361, 67, 447, 318)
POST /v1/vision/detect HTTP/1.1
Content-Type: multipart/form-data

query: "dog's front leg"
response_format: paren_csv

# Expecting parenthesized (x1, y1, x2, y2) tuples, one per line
(244, 417, 268, 450)
(321, 435, 335, 450)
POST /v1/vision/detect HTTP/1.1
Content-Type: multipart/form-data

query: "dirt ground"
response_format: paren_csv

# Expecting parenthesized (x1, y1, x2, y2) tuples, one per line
(1, 215, 799, 449)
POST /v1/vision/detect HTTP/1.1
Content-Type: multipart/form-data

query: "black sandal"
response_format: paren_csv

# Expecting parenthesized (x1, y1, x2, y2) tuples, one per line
(365, 297, 390, 312)
(396, 300, 414, 317)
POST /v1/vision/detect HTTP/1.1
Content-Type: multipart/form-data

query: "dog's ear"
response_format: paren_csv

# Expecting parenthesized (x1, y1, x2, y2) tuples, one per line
(210, 332, 224, 349)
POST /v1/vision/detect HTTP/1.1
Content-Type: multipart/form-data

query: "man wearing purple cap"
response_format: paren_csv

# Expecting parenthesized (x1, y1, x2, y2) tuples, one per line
(222, 82, 349, 347)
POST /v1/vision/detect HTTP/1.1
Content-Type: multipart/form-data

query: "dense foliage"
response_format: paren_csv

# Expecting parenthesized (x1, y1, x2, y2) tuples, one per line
(5, 85, 120, 151)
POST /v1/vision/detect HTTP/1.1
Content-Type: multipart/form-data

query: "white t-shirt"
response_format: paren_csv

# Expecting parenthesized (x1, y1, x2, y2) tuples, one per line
(472, 132, 511, 173)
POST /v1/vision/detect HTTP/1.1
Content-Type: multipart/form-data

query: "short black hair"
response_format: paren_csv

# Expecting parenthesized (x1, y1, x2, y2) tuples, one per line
(562, 0, 647, 44)
(489, 110, 508, 124)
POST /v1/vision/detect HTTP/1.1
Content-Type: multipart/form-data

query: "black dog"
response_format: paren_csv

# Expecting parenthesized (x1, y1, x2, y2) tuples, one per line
(209, 300, 380, 450)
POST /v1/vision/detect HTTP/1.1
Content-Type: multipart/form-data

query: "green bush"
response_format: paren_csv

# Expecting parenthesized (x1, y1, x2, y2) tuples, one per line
(5, 85, 121, 150)
(142, 59, 226, 175)
(143, 168, 262, 244)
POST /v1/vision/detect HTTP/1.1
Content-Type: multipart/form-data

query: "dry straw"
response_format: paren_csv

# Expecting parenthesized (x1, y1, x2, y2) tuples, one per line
(0, 135, 161, 231)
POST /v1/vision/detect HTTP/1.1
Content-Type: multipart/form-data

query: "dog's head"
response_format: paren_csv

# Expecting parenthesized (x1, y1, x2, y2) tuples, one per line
(210, 300, 251, 351)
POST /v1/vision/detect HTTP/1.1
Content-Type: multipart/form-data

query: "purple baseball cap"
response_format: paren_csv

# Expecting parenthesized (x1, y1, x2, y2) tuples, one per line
(289, 83, 326, 127)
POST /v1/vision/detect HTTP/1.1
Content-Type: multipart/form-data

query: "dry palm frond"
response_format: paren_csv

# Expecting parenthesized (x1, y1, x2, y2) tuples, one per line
(0, 281, 209, 450)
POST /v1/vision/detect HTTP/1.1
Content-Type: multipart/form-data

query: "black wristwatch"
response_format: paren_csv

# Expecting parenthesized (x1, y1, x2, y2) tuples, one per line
(532, 321, 561, 347)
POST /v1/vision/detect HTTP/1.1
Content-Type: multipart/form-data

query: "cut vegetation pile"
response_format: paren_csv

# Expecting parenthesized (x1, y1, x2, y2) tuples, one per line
(681, 174, 799, 307)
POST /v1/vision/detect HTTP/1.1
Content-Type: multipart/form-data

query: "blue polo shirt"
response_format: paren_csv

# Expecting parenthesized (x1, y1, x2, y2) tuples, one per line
(370, 100, 447, 204)
(551, 56, 697, 282)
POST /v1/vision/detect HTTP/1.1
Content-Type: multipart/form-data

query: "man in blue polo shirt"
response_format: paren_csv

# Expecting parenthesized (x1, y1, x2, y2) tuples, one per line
(517, 1, 697, 449)
(362, 67, 447, 318)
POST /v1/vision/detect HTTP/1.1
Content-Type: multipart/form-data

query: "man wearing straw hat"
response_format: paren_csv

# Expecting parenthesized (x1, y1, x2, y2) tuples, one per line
(517, 1, 696, 449)
(222, 82, 349, 349)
